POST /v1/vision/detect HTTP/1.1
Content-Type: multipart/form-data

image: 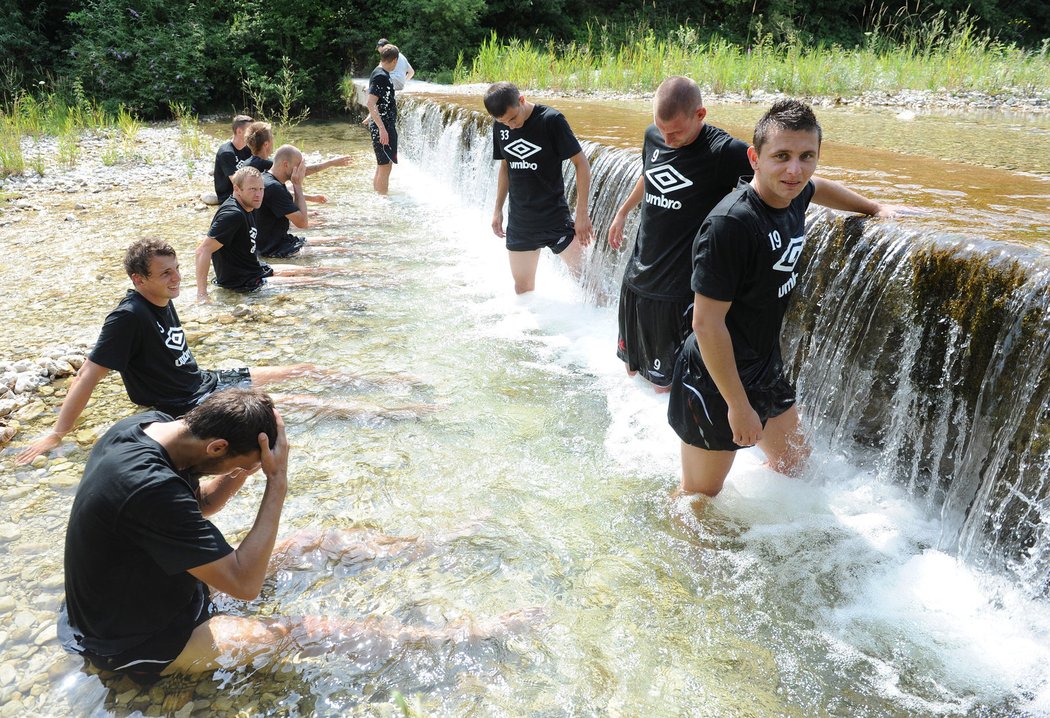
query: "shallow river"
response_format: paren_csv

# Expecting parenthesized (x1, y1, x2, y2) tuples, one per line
(0, 112, 1048, 717)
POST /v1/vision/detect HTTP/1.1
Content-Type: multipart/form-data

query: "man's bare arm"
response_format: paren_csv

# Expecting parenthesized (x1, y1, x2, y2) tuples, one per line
(608, 175, 644, 249)
(15, 360, 111, 464)
(569, 151, 593, 246)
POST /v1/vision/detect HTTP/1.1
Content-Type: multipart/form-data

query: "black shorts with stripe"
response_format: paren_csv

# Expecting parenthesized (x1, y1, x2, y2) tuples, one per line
(505, 218, 576, 255)
(616, 284, 693, 387)
(667, 337, 796, 452)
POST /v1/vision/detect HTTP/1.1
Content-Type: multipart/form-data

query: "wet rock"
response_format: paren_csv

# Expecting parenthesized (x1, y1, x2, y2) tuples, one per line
(174, 701, 195, 718)
(12, 611, 36, 629)
(0, 399, 16, 417)
(231, 304, 251, 318)
(47, 473, 79, 489)
(64, 214, 75, 222)
(30, 455, 47, 469)
(0, 525, 21, 542)
(61, 355, 86, 370)
(0, 597, 15, 614)
(216, 314, 236, 325)
(0, 698, 21, 717)
(74, 203, 87, 210)
(37, 386, 54, 397)
(0, 664, 13, 687)
(33, 623, 56, 646)
(14, 374, 47, 394)
(13, 400, 46, 421)
(74, 427, 100, 445)
(0, 424, 16, 446)
(116, 688, 138, 705)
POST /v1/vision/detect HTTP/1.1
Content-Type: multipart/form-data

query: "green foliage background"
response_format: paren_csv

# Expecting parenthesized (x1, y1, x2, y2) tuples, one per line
(0, 0, 1046, 116)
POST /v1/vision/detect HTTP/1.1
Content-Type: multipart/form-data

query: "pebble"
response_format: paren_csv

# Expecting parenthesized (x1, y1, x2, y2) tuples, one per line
(174, 701, 195, 718)
(29, 455, 47, 469)
(14, 401, 45, 421)
(74, 427, 99, 444)
(2, 486, 32, 501)
(0, 698, 22, 717)
(0, 664, 15, 687)
(231, 304, 251, 318)
(0, 524, 20, 542)
(48, 473, 79, 489)
(0, 597, 14, 614)
(12, 611, 36, 629)
(33, 624, 56, 646)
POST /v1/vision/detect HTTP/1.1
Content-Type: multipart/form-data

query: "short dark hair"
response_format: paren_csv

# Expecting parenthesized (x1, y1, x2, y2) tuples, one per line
(483, 82, 521, 118)
(231, 114, 253, 133)
(752, 99, 822, 154)
(376, 38, 389, 48)
(245, 121, 272, 154)
(123, 239, 176, 280)
(184, 389, 277, 455)
(654, 76, 703, 121)
(379, 44, 399, 62)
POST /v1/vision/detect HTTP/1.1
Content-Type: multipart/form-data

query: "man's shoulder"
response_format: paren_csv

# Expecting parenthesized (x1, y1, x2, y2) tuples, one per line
(215, 140, 234, 157)
(369, 66, 391, 81)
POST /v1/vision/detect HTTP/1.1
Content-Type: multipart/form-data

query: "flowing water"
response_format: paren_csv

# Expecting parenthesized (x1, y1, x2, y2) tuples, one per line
(0, 89, 1047, 716)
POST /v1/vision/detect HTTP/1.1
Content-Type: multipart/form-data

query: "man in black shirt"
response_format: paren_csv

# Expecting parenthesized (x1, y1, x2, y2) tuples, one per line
(485, 82, 593, 294)
(254, 145, 353, 258)
(16, 238, 316, 464)
(212, 115, 253, 203)
(195, 166, 343, 300)
(667, 99, 904, 497)
(60, 390, 539, 681)
(608, 77, 751, 391)
(366, 45, 400, 194)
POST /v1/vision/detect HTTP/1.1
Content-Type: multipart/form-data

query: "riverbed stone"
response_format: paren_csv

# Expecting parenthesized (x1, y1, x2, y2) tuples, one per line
(0, 698, 22, 717)
(74, 427, 100, 444)
(0, 597, 15, 614)
(48, 473, 80, 489)
(33, 623, 56, 646)
(30, 455, 47, 469)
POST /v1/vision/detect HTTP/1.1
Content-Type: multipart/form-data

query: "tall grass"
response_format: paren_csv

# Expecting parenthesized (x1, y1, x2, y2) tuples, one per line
(454, 14, 1050, 98)
(0, 90, 123, 176)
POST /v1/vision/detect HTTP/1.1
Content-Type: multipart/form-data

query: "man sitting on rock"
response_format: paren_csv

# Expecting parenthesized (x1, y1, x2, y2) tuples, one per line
(15, 238, 314, 464)
(16, 237, 419, 465)
(213, 115, 254, 204)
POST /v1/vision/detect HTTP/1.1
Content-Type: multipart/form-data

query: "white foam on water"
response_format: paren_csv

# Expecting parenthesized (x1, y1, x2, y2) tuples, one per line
(394, 153, 1050, 716)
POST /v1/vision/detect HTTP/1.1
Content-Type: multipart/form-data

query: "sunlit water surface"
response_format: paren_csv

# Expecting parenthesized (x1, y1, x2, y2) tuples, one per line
(0, 122, 1048, 716)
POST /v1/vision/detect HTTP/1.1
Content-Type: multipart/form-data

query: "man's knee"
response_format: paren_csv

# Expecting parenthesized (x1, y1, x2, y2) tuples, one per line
(680, 442, 735, 497)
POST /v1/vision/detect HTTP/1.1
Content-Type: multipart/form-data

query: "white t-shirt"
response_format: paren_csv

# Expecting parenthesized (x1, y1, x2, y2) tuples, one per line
(388, 54, 413, 91)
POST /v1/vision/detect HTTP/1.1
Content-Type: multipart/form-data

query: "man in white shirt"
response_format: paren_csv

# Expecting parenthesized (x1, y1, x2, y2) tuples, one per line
(376, 38, 414, 91)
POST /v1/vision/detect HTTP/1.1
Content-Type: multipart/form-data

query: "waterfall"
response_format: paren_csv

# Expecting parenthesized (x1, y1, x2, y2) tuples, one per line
(387, 92, 1049, 595)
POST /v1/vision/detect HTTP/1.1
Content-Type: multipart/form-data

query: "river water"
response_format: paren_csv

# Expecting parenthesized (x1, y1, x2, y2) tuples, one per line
(0, 94, 1047, 716)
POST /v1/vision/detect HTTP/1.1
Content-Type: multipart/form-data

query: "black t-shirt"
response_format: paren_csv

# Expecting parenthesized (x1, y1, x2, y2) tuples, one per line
(685, 179, 817, 390)
(624, 123, 751, 301)
(213, 141, 252, 202)
(255, 171, 299, 255)
(208, 195, 269, 288)
(62, 411, 233, 655)
(236, 154, 273, 173)
(492, 104, 582, 232)
(368, 67, 396, 127)
(89, 290, 215, 414)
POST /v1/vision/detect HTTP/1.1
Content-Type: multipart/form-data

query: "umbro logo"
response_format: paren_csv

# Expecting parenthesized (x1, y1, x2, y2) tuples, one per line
(164, 327, 186, 351)
(645, 164, 694, 193)
(504, 139, 542, 160)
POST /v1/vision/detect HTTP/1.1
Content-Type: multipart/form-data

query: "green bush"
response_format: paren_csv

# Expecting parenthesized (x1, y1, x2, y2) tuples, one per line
(66, 0, 232, 116)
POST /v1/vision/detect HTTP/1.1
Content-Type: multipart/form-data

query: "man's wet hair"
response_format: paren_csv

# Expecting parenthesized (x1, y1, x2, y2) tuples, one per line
(245, 121, 272, 154)
(376, 38, 389, 48)
(379, 44, 400, 62)
(232, 165, 262, 188)
(231, 114, 253, 133)
(654, 76, 703, 122)
(752, 99, 822, 154)
(123, 239, 176, 280)
(483, 82, 521, 118)
(184, 388, 277, 455)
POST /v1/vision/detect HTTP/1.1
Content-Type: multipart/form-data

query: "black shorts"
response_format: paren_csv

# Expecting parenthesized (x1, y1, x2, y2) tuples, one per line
(505, 218, 576, 255)
(616, 284, 693, 387)
(667, 345, 796, 452)
(261, 234, 307, 259)
(370, 122, 398, 165)
(58, 585, 216, 685)
(215, 263, 274, 293)
(155, 368, 252, 417)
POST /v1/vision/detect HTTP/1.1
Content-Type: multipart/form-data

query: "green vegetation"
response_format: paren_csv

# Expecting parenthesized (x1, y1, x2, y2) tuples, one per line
(2, 1, 1047, 117)
(454, 17, 1050, 97)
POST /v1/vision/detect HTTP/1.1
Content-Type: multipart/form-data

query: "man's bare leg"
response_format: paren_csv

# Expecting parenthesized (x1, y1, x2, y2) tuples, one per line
(557, 239, 584, 281)
(508, 249, 541, 294)
(680, 441, 736, 496)
(373, 164, 392, 194)
(758, 406, 810, 477)
(162, 608, 543, 676)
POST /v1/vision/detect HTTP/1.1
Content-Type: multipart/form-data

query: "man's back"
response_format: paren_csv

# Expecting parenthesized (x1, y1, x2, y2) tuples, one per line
(62, 412, 232, 653)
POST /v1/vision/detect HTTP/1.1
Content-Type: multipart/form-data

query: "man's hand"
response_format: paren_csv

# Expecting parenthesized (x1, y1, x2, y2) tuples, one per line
(608, 211, 628, 249)
(196, 291, 210, 304)
(361, 117, 372, 127)
(873, 203, 927, 218)
(378, 126, 390, 147)
(259, 409, 289, 488)
(329, 155, 353, 167)
(16, 432, 64, 465)
(575, 212, 593, 247)
(291, 157, 306, 187)
(727, 401, 763, 447)
(491, 211, 505, 239)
